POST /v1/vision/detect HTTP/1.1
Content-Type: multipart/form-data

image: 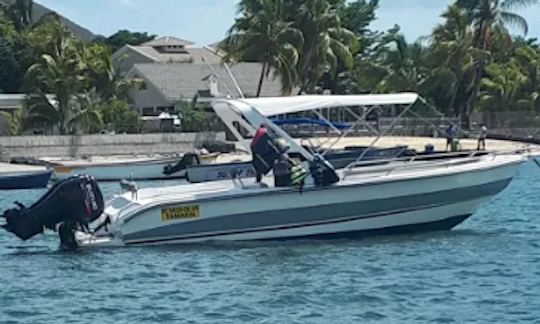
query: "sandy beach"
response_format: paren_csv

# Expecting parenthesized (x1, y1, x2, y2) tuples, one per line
(314, 136, 537, 152)
(1, 136, 537, 174)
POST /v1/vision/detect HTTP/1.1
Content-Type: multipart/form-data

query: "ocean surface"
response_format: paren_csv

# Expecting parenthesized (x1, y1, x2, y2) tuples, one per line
(0, 162, 539, 323)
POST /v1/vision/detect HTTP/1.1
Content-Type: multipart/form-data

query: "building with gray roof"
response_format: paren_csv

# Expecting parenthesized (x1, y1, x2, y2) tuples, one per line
(113, 36, 222, 75)
(114, 36, 289, 116)
(126, 63, 284, 116)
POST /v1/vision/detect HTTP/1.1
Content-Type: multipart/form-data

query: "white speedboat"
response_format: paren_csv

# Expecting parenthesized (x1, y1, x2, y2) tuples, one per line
(1, 93, 527, 248)
(78, 94, 526, 247)
(50, 153, 219, 181)
(76, 152, 522, 247)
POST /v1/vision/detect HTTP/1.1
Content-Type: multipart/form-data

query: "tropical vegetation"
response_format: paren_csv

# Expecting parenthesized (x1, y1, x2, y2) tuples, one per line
(1, 0, 540, 135)
(222, 0, 540, 126)
(0, 0, 141, 135)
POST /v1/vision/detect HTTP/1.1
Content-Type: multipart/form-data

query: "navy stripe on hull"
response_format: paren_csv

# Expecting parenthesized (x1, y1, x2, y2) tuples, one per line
(261, 214, 472, 241)
(124, 178, 511, 243)
(125, 212, 472, 246)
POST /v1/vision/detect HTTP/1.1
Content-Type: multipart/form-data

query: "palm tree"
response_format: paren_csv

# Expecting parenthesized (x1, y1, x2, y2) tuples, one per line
(177, 95, 207, 132)
(456, 0, 539, 116)
(23, 19, 89, 134)
(289, 0, 358, 93)
(479, 62, 528, 111)
(0, 109, 25, 135)
(430, 4, 477, 117)
(221, 0, 303, 96)
(356, 34, 427, 94)
(376, 35, 427, 92)
(82, 43, 141, 100)
(69, 89, 104, 134)
(503, 44, 540, 110)
(2, 0, 33, 31)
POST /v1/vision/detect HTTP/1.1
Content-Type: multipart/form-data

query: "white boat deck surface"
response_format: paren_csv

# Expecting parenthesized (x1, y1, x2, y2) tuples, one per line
(127, 154, 524, 208)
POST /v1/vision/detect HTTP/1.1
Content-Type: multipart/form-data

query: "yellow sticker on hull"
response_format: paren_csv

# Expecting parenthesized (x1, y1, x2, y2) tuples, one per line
(161, 205, 200, 221)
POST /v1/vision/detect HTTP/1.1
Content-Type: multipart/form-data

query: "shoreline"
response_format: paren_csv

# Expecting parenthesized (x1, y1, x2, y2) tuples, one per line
(1, 136, 538, 174)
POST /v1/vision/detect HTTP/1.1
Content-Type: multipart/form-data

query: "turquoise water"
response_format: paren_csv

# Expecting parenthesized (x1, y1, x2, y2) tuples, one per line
(1, 163, 539, 323)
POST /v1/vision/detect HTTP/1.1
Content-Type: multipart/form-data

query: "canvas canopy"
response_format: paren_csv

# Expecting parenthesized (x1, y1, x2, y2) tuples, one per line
(237, 93, 419, 117)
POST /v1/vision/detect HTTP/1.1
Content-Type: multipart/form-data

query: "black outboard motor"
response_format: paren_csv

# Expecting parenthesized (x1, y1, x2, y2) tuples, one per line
(163, 153, 201, 175)
(309, 154, 339, 187)
(1, 175, 104, 249)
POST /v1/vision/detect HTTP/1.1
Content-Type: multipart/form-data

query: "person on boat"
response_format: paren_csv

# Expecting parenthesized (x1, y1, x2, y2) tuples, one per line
(290, 161, 307, 187)
(477, 124, 488, 151)
(273, 152, 291, 187)
(445, 124, 456, 152)
(251, 123, 269, 182)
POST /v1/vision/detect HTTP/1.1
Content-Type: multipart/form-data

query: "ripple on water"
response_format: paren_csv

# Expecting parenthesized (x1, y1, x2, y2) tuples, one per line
(1, 163, 540, 323)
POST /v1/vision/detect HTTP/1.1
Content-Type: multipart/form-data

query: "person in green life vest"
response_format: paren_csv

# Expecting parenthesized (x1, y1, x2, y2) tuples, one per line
(289, 159, 307, 187)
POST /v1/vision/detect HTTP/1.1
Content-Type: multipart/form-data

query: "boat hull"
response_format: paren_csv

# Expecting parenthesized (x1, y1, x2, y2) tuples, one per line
(0, 170, 52, 190)
(53, 154, 218, 181)
(80, 156, 522, 247)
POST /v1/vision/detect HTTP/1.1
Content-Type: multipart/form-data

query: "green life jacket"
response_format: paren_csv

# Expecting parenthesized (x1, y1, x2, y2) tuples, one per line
(290, 164, 307, 186)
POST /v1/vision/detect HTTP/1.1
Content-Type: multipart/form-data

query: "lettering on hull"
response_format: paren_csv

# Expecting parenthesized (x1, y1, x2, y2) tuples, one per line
(161, 205, 200, 221)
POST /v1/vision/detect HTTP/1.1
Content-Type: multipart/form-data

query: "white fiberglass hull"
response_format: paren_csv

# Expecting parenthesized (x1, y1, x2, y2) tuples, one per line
(78, 154, 524, 247)
(52, 154, 218, 181)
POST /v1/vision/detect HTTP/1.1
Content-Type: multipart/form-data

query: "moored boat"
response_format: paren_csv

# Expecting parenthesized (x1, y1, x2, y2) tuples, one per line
(0, 170, 52, 190)
(51, 153, 219, 181)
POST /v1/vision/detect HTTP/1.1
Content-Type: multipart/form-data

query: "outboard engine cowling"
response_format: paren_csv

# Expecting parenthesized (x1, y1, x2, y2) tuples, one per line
(1, 175, 104, 246)
(163, 153, 201, 175)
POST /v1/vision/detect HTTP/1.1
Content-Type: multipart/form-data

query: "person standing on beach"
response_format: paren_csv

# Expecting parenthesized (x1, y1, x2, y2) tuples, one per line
(251, 123, 268, 182)
(477, 124, 488, 151)
(445, 124, 456, 151)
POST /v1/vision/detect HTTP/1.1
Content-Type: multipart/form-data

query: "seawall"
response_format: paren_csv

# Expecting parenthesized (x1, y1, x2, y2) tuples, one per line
(0, 132, 225, 159)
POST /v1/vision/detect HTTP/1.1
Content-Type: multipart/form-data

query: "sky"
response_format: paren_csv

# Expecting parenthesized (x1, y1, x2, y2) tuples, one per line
(35, 0, 540, 45)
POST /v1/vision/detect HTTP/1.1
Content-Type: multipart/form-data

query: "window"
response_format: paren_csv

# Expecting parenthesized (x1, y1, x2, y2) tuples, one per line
(232, 121, 252, 139)
(157, 106, 174, 113)
(142, 107, 154, 116)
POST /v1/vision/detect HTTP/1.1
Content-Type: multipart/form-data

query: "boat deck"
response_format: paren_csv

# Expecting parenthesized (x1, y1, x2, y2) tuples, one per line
(125, 154, 525, 208)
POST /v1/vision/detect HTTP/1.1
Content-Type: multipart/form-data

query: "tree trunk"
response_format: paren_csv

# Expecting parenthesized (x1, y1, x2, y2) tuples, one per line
(466, 24, 489, 129)
(448, 71, 462, 117)
(256, 63, 267, 97)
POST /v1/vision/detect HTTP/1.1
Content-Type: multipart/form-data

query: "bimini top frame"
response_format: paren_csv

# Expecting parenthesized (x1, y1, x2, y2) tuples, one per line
(211, 92, 422, 161)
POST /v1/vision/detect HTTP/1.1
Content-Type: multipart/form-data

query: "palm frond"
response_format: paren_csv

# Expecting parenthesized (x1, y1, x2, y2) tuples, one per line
(500, 11, 529, 35)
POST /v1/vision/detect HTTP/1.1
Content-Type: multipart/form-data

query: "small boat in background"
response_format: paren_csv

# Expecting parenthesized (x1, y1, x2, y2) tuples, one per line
(0, 170, 52, 190)
(51, 153, 219, 181)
